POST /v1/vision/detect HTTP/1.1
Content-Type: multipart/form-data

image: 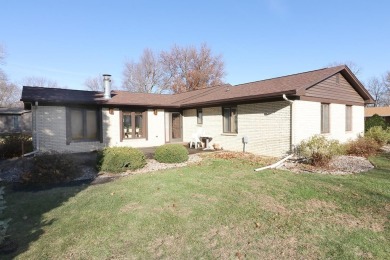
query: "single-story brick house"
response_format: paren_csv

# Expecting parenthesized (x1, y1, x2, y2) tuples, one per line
(365, 107, 390, 125)
(20, 65, 373, 157)
(0, 107, 32, 134)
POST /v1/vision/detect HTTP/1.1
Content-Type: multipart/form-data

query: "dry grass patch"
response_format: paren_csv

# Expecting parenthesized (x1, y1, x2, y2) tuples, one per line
(258, 195, 288, 214)
(202, 223, 320, 259)
(305, 199, 339, 213)
(148, 234, 186, 259)
(119, 202, 143, 213)
(205, 151, 277, 166)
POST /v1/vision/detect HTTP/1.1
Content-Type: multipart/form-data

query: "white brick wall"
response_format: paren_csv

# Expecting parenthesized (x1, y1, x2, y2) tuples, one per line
(34, 106, 166, 153)
(293, 100, 364, 145)
(183, 101, 292, 157)
(293, 101, 321, 145)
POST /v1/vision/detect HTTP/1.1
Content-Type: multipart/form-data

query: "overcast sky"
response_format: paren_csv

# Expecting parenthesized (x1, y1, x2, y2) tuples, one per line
(1, 0, 389, 90)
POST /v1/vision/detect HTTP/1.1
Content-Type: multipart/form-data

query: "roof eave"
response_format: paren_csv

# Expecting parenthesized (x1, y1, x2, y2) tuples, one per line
(180, 90, 297, 108)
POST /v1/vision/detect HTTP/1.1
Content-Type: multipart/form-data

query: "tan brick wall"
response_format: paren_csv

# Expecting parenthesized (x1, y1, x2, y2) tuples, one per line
(34, 106, 166, 153)
(183, 101, 292, 157)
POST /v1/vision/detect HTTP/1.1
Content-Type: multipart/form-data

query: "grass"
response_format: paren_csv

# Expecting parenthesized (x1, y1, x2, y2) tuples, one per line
(2, 153, 390, 259)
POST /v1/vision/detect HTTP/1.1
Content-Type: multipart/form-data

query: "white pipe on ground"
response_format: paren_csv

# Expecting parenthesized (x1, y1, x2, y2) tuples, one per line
(254, 154, 293, 172)
(22, 150, 38, 157)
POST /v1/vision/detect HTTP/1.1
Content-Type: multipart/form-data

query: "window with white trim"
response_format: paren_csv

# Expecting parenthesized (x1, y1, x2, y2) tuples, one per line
(121, 111, 147, 139)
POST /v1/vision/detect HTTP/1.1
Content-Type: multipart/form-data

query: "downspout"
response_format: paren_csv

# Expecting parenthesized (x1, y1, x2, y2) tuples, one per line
(23, 101, 39, 157)
(254, 95, 295, 171)
(282, 94, 295, 154)
(34, 101, 40, 151)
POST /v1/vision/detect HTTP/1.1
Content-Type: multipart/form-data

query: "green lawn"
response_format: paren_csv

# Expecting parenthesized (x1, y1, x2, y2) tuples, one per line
(3, 153, 390, 259)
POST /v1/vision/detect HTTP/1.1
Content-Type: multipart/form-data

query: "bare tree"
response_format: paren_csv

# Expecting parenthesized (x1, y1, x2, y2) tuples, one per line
(160, 43, 225, 93)
(85, 76, 104, 91)
(328, 61, 362, 76)
(122, 49, 167, 93)
(122, 44, 225, 94)
(383, 71, 390, 89)
(0, 45, 22, 107)
(0, 71, 22, 107)
(366, 77, 387, 107)
(20, 76, 65, 88)
(85, 75, 117, 91)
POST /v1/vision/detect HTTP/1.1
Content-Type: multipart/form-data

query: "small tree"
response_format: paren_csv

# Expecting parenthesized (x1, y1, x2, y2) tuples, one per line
(365, 114, 387, 131)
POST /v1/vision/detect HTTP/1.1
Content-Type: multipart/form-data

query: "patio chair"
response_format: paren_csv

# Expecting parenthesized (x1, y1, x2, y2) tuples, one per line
(189, 132, 202, 149)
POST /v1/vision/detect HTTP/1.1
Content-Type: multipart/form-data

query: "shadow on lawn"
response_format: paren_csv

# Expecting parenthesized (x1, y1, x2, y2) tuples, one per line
(2, 180, 93, 259)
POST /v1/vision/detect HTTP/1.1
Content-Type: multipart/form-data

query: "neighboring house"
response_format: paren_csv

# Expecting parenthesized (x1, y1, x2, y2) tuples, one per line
(0, 107, 32, 134)
(365, 107, 390, 125)
(20, 65, 373, 157)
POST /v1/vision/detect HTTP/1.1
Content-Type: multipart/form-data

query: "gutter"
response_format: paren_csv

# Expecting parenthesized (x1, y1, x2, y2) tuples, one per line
(25, 101, 40, 157)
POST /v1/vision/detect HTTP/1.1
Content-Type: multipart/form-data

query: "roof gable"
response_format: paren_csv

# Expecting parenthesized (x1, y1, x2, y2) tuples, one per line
(305, 73, 364, 104)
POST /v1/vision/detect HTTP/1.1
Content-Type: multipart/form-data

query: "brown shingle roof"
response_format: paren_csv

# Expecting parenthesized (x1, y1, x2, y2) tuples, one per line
(365, 107, 390, 117)
(21, 65, 374, 107)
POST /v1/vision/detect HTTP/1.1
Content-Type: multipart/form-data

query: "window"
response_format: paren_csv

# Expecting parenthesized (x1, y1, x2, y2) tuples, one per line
(197, 108, 203, 124)
(321, 103, 330, 133)
(121, 111, 147, 139)
(346, 105, 352, 131)
(67, 107, 100, 143)
(13, 115, 20, 130)
(223, 107, 237, 133)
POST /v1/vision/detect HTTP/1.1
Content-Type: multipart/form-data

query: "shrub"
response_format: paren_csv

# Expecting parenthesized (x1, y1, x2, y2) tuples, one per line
(365, 114, 387, 131)
(97, 147, 146, 173)
(345, 137, 381, 157)
(0, 134, 33, 159)
(20, 152, 81, 188)
(298, 135, 344, 167)
(154, 144, 189, 163)
(0, 187, 10, 246)
(365, 126, 390, 145)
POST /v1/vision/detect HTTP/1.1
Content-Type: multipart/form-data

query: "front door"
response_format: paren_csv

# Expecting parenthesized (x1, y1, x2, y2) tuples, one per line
(169, 112, 182, 142)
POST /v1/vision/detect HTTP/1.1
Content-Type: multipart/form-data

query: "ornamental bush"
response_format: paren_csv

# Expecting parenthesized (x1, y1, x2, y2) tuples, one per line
(298, 135, 344, 167)
(154, 144, 189, 163)
(0, 134, 33, 159)
(97, 147, 146, 173)
(365, 126, 390, 145)
(345, 137, 381, 157)
(20, 151, 81, 188)
(365, 114, 387, 131)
